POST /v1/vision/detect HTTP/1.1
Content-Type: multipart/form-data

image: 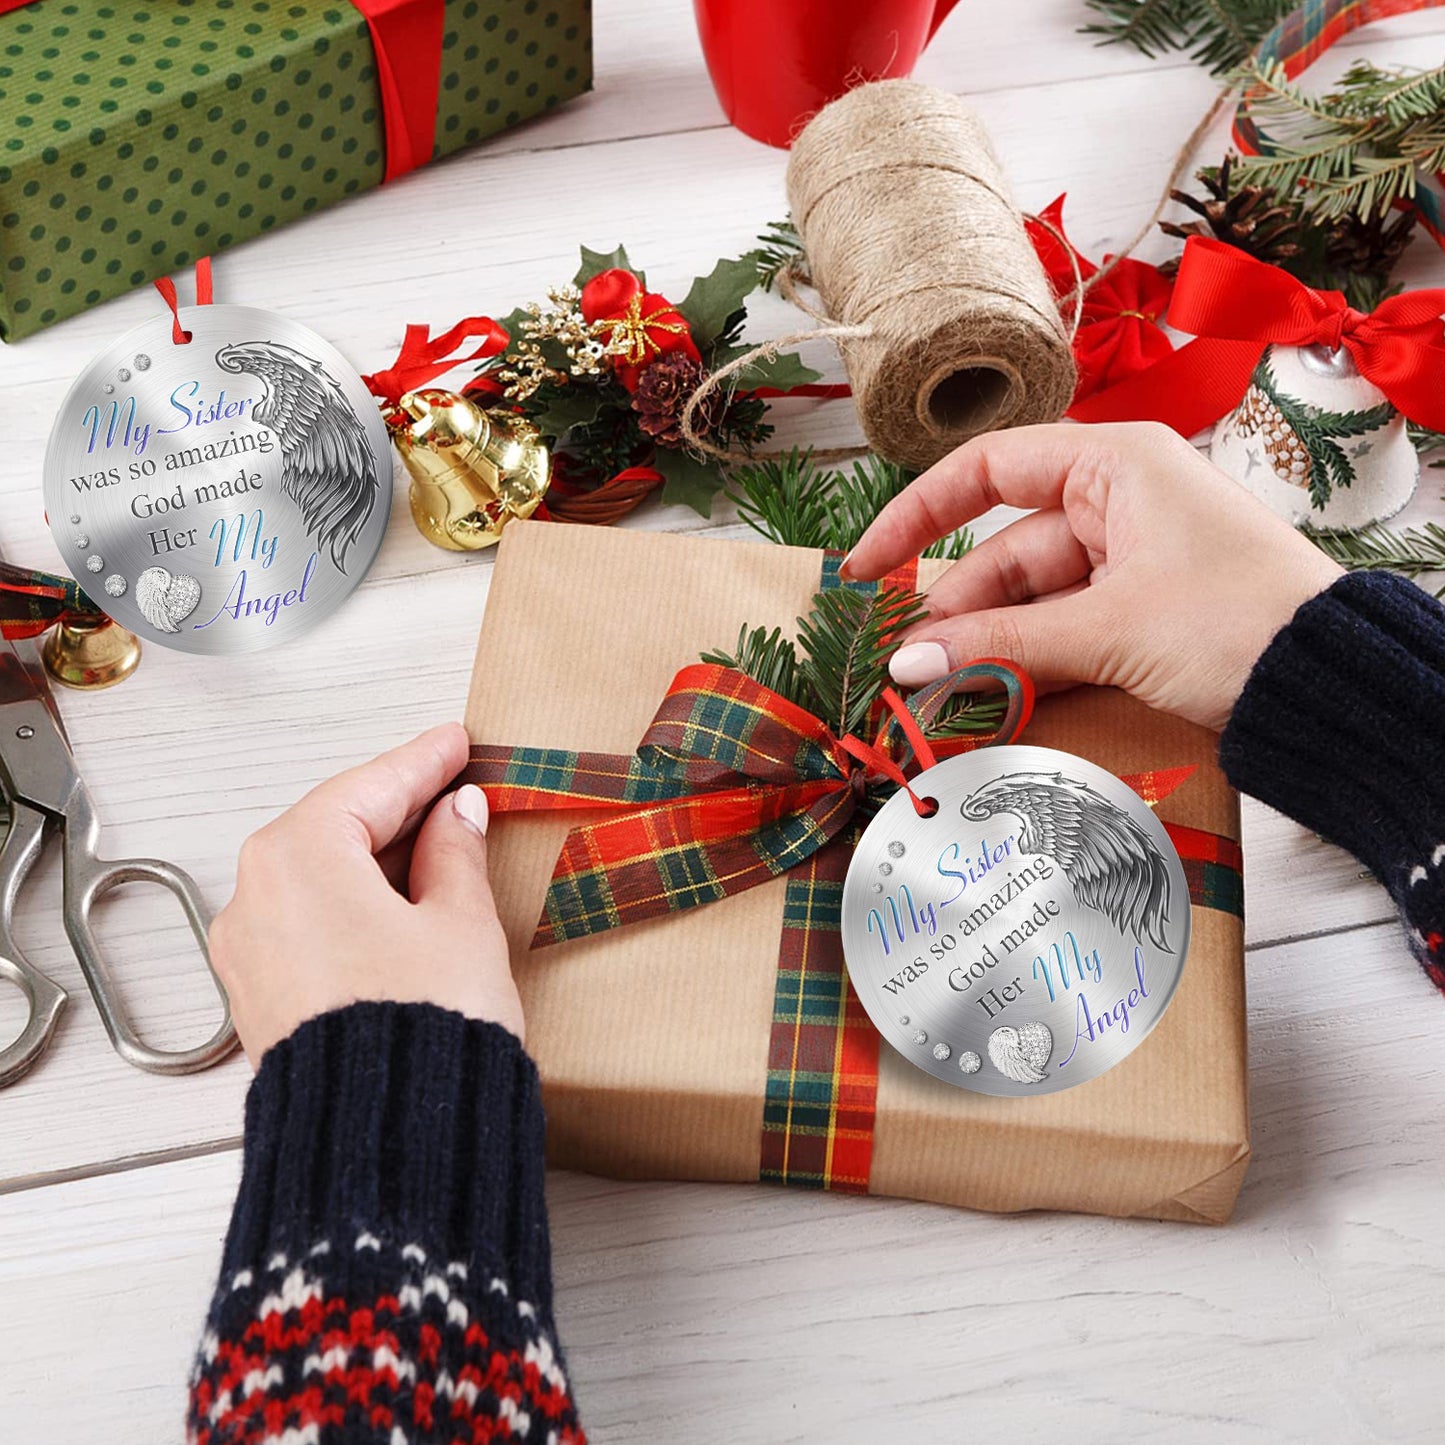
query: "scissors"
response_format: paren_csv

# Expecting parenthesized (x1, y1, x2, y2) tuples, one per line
(0, 632, 237, 1085)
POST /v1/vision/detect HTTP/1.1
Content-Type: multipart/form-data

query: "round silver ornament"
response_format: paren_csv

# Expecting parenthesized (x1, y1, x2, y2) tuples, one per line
(841, 745, 1190, 1097)
(43, 304, 392, 655)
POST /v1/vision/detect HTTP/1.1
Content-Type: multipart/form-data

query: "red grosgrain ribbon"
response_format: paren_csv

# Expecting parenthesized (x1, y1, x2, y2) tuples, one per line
(0, 563, 103, 640)
(153, 257, 214, 345)
(1072, 236, 1445, 435)
(362, 317, 510, 403)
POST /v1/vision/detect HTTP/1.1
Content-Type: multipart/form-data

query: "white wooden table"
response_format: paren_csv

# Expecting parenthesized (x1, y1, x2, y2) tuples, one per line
(3, 4, 1445, 1441)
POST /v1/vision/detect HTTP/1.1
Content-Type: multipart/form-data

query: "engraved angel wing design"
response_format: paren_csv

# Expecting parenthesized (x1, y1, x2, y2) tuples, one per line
(986, 1022, 1052, 1085)
(961, 771, 1174, 951)
(214, 340, 378, 573)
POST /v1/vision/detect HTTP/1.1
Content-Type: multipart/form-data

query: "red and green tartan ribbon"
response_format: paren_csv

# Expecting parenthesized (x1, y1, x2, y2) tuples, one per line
(1235, 0, 1445, 244)
(465, 654, 1034, 949)
(466, 555, 1245, 1196)
(0, 563, 103, 641)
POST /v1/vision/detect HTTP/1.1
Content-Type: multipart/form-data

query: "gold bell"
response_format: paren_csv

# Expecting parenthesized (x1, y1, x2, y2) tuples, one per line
(385, 388, 550, 551)
(41, 614, 142, 690)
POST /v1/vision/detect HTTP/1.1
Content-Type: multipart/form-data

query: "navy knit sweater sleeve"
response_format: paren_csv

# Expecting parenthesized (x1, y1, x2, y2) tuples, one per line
(1220, 570, 1445, 992)
(185, 1002, 584, 1444)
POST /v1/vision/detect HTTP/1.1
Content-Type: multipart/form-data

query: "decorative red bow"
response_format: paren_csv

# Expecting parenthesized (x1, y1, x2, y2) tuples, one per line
(580, 269, 700, 392)
(1073, 236, 1445, 435)
(361, 316, 509, 404)
(1026, 195, 1176, 404)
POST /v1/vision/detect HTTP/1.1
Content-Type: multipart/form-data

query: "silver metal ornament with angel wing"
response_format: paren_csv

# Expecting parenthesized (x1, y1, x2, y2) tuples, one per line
(960, 770, 1174, 951)
(215, 340, 379, 573)
(839, 744, 1192, 1098)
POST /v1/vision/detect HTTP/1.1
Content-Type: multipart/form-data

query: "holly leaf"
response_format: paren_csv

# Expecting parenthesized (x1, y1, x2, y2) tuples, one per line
(574, 244, 644, 289)
(653, 447, 726, 516)
(677, 252, 764, 349)
(530, 383, 604, 443)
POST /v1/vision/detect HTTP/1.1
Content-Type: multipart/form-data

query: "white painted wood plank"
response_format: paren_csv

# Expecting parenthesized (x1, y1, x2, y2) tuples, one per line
(4, 920, 1443, 1445)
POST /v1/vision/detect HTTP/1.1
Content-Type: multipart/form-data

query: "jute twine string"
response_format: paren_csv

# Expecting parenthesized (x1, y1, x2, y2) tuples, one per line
(681, 78, 1235, 470)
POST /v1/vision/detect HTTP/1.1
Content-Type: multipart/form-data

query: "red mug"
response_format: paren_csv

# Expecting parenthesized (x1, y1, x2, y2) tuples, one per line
(693, 0, 963, 148)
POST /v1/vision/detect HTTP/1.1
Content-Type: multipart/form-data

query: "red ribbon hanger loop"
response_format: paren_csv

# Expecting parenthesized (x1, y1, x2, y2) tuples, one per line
(153, 257, 213, 345)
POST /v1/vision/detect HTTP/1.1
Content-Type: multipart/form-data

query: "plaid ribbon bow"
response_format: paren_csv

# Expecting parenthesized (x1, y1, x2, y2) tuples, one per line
(465, 658, 1034, 949)
(0, 563, 104, 640)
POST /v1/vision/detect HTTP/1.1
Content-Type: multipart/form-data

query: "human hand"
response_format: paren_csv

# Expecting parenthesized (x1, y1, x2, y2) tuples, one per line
(209, 722, 521, 1068)
(843, 422, 1344, 732)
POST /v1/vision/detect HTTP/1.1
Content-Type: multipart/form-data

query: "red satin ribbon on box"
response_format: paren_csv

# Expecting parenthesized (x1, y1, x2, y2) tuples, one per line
(0, 0, 443, 184)
(1072, 236, 1445, 436)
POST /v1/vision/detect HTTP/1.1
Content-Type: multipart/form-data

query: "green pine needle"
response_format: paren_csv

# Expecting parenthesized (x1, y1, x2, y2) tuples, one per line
(1079, 0, 1291, 76)
(701, 624, 803, 703)
(704, 584, 1009, 741)
(755, 218, 804, 292)
(1304, 521, 1445, 597)
(728, 447, 973, 559)
(1233, 59, 1445, 221)
(797, 588, 929, 739)
(704, 587, 925, 738)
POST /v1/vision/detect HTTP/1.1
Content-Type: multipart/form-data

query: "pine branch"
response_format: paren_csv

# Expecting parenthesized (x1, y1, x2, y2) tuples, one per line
(1408, 421, 1445, 466)
(926, 692, 1010, 739)
(1233, 59, 1445, 220)
(728, 447, 973, 558)
(1080, 0, 1291, 75)
(798, 588, 930, 739)
(1304, 521, 1445, 597)
(755, 219, 805, 292)
(701, 625, 808, 709)
(705, 585, 1009, 743)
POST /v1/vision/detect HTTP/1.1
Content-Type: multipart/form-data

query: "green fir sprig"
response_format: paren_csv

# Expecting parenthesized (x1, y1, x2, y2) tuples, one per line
(1304, 521, 1445, 598)
(703, 586, 1007, 742)
(755, 219, 805, 292)
(1233, 59, 1445, 221)
(704, 587, 924, 738)
(729, 448, 973, 559)
(1079, 0, 1292, 76)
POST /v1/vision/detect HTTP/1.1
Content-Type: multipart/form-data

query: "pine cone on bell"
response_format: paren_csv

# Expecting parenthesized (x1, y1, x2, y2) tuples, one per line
(632, 354, 719, 448)
(1159, 155, 1306, 273)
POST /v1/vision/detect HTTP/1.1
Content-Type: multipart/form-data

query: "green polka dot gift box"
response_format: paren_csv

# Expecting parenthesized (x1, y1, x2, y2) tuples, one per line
(0, 0, 592, 340)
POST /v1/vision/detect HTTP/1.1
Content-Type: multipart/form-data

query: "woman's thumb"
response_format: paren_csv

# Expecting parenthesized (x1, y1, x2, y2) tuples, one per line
(888, 595, 1109, 692)
(408, 783, 497, 916)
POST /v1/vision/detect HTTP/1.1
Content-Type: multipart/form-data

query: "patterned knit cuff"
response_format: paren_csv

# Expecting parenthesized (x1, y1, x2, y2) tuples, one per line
(1220, 570, 1445, 910)
(220, 1001, 555, 1317)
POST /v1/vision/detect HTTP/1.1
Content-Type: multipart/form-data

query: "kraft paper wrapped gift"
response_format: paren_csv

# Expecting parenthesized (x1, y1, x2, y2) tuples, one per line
(0, 0, 591, 340)
(464, 522, 1250, 1225)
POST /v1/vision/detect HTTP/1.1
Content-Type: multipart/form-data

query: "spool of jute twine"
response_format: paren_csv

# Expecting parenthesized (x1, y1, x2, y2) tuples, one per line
(785, 80, 1076, 470)
(680, 77, 1231, 470)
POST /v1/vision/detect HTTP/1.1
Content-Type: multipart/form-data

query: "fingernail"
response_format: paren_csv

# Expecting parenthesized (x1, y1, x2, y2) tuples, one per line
(838, 549, 855, 580)
(453, 783, 489, 836)
(890, 641, 950, 687)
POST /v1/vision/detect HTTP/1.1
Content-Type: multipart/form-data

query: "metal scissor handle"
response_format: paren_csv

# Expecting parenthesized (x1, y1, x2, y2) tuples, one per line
(61, 792, 238, 1075)
(0, 804, 69, 1087)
